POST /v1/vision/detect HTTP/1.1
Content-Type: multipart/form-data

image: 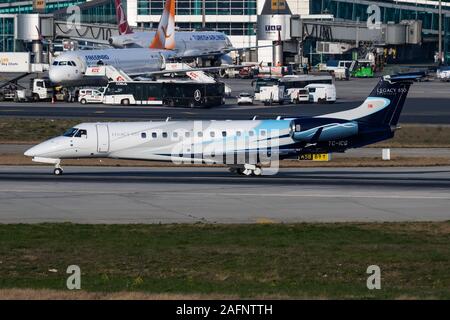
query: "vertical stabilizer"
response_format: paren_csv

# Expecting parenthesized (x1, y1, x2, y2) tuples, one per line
(115, 0, 133, 35)
(150, 0, 176, 50)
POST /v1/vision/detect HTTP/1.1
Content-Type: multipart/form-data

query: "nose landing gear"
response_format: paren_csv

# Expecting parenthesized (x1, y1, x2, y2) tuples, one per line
(53, 161, 63, 175)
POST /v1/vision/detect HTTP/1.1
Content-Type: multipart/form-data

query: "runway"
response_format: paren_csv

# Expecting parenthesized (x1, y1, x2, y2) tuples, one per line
(0, 166, 449, 224)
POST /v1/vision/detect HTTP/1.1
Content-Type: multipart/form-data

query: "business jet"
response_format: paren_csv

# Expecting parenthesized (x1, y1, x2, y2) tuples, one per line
(25, 75, 416, 176)
(49, 0, 250, 86)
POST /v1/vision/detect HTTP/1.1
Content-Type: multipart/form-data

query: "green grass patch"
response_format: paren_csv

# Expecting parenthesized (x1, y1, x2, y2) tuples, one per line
(0, 118, 449, 147)
(0, 222, 450, 299)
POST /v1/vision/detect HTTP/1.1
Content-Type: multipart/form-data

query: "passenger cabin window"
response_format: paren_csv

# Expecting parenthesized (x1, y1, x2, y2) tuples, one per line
(152, 132, 157, 138)
(210, 132, 215, 138)
(185, 132, 190, 138)
(261, 130, 266, 137)
(222, 131, 227, 137)
(75, 129, 87, 138)
(173, 132, 178, 138)
(249, 131, 254, 137)
(236, 131, 241, 137)
(198, 132, 203, 137)
(162, 132, 168, 138)
(141, 132, 147, 139)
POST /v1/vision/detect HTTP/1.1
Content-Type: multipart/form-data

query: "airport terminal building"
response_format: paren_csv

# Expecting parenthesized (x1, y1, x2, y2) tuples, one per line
(1, 0, 450, 64)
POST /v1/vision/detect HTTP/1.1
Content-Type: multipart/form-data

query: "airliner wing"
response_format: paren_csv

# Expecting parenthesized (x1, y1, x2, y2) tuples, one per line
(174, 44, 277, 61)
(143, 65, 247, 76)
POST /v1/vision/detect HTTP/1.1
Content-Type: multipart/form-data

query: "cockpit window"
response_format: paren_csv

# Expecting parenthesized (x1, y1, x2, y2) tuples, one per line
(58, 61, 68, 66)
(74, 129, 87, 138)
(68, 61, 77, 66)
(63, 128, 78, 137)
(52, 61, 58, 66)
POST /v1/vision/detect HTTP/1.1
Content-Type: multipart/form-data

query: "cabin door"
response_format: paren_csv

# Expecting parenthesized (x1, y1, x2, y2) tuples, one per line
(96, 124, 110, 153)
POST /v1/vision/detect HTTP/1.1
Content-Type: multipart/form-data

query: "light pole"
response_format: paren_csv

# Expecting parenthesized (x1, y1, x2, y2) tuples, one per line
(439, 0, 443, 64)
(202, 0, 206, 28)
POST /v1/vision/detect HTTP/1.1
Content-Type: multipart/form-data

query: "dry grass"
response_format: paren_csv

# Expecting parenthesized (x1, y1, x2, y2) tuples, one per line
(0, 289, 242, 300)
(0, 154, 449, 168)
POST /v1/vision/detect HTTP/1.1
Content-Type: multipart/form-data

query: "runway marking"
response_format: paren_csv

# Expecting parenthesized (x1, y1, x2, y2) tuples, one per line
(0, 109, 23, 112)
(94, 111, 106, 114)
(1, 189, 449, 200)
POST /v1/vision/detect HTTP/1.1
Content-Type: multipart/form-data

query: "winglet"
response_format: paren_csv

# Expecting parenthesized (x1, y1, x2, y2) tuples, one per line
(115, 0, 133, 35)
(150, 0, 176, 50)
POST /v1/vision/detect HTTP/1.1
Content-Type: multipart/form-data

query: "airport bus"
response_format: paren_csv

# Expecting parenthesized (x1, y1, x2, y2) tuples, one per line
(103, 80, 225, 108)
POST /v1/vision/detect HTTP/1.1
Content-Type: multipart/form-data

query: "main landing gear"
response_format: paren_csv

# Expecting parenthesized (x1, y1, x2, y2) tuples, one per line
(229, 164, 263, 176)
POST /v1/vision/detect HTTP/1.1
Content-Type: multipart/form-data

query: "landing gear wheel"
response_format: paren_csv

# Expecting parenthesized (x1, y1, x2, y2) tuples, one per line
(53, 168, 63, 175)
(253, 167, 262, 176)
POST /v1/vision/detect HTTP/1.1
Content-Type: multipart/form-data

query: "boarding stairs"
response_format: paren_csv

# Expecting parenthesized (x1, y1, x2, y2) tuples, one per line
(84, 65, 133, 82)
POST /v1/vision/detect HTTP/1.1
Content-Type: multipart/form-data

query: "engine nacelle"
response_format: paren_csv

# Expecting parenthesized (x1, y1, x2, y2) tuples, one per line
(220, 54, 234, 65)
(291, 120, 358, 142)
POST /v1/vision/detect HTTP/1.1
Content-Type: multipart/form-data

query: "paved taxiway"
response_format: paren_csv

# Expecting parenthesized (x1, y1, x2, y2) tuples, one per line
(0, 78, 450, 124)
(0, 166, 449, 223)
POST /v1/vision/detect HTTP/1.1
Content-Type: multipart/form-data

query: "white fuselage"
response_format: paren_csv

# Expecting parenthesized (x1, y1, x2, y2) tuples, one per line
(49, 31, 232, 86)
(24, 120, 294, 164)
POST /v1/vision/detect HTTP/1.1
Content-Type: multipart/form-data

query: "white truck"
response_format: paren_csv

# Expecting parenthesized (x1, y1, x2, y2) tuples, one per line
(305, 84, 336, 103)
(15, 78, 53, 102)
(286, 88, 310, 104)
(259, 85, 286, 105)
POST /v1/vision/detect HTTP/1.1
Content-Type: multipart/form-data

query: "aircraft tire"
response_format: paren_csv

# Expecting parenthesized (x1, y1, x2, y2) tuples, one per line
(53, 168, 63, 176)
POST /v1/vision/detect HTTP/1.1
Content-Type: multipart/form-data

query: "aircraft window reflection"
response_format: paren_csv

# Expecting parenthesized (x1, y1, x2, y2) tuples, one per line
(63, 128, 79, 137)
(74, 129, 87, 138)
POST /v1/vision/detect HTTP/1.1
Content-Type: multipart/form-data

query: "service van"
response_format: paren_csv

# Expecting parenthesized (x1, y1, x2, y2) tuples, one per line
(305, 84, 336, 103)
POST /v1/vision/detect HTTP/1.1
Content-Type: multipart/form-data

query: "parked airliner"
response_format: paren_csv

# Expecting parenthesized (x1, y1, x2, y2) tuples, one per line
(25, 75, 416, 176)
(49, 0, 244, 85)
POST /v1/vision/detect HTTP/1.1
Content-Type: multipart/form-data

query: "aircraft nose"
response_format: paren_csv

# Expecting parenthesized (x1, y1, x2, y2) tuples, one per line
(48, 67, 62, 84)
(24, 145, 40, 157)
(24, 138, 61, 157)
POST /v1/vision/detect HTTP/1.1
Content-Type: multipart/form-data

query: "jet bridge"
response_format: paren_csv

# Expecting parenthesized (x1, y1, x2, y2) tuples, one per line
(290, 16, 422, 46)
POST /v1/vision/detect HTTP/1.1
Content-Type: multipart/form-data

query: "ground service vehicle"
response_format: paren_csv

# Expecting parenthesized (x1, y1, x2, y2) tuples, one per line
(259, 85, 285, 105)
(103, 81, 225, 108)
(280, 75, 334, 103)
(437, 66, 450, 81)
(305, 84, 336, 103)
(352, 60, 374, 78)
(252, 78, 280, 101)
(287, 88, 309, 104)
(79, 88, 105, 104)
(15, 78, 53, 102)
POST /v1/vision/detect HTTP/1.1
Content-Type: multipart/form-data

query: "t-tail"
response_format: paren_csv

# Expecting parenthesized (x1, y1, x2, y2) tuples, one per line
(319, 74, 417, 126)
(150, 0, 176, 50)
(115, 0, 133, 35)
